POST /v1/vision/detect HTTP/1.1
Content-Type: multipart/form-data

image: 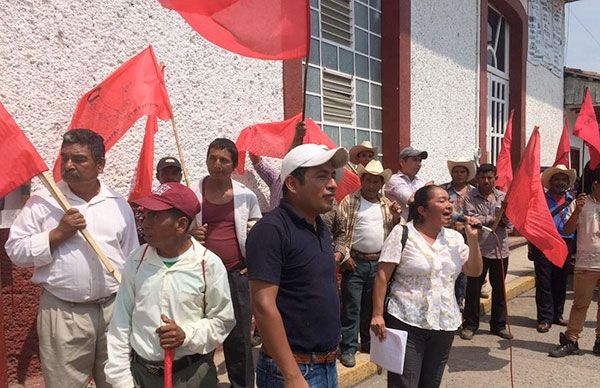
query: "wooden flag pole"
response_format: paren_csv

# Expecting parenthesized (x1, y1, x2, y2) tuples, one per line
(159, 63, 191, 187)
(38, 171, 121, 282)
(170, 116, 191, 187)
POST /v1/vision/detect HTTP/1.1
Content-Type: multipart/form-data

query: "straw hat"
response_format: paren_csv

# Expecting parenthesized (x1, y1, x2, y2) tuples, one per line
(447, 159, 477, 182)
(541, 164, 576, 189)
(349, 141, 377, 164)
(357, 160, 392, 184)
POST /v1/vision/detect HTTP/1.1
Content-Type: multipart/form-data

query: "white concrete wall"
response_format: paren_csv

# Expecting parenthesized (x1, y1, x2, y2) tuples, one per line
(525, 63, 565, 167)
(410, 0, 481, 184)
(0, 0, 283, 201)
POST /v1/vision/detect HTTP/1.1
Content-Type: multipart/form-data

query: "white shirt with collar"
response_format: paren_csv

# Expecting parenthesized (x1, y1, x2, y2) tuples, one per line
(105, 239, 235, 388)
(5, 180, 139, 302)
(385, 172, 427, 220)
(192, 176, 262, 258)
(379, 222, 469, 331)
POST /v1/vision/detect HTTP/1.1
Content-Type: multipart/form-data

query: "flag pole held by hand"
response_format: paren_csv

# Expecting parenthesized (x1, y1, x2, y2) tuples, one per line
(38, 171, 121, 282)
(164, 348, 174, 388)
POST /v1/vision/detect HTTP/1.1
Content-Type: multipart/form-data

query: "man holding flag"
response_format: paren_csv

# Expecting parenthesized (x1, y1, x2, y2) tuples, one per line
(530, 165, 576, 333)
(550, 168, 600, 357)
(5, 129, 139, 387)
(106, 182, 235, 387)
(461, 163, 514, 341)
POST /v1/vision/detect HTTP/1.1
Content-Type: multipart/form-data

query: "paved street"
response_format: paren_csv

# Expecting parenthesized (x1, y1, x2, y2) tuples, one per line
(354, 287, 599, 388)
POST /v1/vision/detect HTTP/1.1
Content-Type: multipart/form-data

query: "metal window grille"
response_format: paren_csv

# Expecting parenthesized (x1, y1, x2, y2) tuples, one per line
(321, 0, 352, 47)
(322, 69, 354, 125)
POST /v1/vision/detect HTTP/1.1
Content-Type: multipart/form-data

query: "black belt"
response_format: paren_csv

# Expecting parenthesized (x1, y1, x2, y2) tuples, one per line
(132, 351, 212, 376)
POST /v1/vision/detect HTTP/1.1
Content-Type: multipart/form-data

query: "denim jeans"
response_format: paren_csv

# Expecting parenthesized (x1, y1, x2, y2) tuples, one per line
(256, 352, 338, 388)
(340, 256, 378, 353)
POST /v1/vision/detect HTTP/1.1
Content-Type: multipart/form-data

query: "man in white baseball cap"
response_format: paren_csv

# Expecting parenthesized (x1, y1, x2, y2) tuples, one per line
(247, 143, 349, 387)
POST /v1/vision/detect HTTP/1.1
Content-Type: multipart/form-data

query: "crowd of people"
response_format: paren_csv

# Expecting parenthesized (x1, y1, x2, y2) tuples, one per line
(4, 124, 600, 388)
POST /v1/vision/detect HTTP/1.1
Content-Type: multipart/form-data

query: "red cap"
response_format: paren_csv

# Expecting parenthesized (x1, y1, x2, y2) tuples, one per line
(132, 182, 200, 218)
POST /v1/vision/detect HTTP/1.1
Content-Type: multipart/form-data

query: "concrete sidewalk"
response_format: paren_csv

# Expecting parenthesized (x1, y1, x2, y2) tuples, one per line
(215, 237, 535, 387)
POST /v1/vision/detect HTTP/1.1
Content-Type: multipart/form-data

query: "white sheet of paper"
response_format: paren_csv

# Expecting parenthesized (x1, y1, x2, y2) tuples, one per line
(369, 328, 408, 375)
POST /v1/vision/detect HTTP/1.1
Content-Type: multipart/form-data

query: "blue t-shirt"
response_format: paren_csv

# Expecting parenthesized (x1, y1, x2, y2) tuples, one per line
(246, 200, 340, 353)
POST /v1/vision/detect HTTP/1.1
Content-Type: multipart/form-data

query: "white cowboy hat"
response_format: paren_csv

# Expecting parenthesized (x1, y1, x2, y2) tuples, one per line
(349, 141, 377, 164)
(447, 159, 477, 182)
(541, 164, 576, 189)
(357, 160, 392, 184)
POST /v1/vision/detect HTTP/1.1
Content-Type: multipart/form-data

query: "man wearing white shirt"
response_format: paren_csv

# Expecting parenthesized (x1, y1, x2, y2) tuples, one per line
(5, 129, 139, 387)
(338, 160, 400, 368)
(106, 182, 235, 387)
(189, 138, 262, 388)
(385, 146, 431, 220)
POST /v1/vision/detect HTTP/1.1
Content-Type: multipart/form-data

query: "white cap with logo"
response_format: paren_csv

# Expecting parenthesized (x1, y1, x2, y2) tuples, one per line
(280, 144, 349, 183)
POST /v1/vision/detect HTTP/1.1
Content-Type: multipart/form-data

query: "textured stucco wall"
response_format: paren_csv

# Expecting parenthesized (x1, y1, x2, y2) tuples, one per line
(525, 63, 565, 167)
(409, 0, 481, 184)
(0, 0, 283, 201)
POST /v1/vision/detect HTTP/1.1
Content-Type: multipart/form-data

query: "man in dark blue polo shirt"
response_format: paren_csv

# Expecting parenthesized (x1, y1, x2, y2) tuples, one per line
(247, 143, 349, 388)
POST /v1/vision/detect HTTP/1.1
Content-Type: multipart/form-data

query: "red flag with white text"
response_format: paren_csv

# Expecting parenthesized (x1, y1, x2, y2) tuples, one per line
(0, 101, 48, 198)
(495, 110, 514, 192)
(505, 127, 568, 268)
(158, 0, 309, 60)
(53, 46, 173, 180)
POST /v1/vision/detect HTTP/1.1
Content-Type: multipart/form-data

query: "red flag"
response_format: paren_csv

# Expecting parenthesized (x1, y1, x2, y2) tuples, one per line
(336, 167, 361, 202)
(164, 348, 174, 388)
(53, 46, 173, 179)
(495, 110, 514, 192)
(505, 127, 568, 268)
(573, 88, 600, 169)
(0, 101, 48, 198)
(236, 112, 337, 174)
(128, 116, 158, 202)
(235, 112, 361, 201)
(158, 0, 309, 60)
(553, 118, 571, 168)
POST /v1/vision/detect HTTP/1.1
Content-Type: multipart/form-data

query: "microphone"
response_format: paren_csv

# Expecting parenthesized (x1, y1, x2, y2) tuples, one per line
(450, 213, 493, 233)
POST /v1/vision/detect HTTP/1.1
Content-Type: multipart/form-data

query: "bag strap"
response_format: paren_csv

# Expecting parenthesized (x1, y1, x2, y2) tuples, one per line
(387, 225, 408, 294)
(550, 201, 570, 218)
(400, 224, 408, 253)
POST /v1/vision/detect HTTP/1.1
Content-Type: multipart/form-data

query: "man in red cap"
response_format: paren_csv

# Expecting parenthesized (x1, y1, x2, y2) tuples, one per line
(106, 182, 235, 388)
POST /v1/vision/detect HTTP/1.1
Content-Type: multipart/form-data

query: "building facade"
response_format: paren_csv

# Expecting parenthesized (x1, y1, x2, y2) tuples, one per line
(0, 0, 575, 384)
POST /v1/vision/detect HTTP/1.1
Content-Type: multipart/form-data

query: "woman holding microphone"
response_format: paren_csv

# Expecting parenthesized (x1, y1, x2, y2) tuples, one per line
(371, 185, 482, 388)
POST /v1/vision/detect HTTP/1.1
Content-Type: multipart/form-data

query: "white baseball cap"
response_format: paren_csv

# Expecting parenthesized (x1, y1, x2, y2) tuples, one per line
(280, 144, 349, 183)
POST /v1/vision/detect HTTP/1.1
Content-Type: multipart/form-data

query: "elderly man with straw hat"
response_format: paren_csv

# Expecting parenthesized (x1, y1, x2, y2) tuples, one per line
(338, 160, 402, 367)
(441, 159, 477, 310)
(349, 140, 377, 168)
(528, 164, 576, 334)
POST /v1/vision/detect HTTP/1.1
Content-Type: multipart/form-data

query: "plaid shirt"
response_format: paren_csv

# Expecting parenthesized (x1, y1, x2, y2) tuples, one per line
(339, 190, 398, 261)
